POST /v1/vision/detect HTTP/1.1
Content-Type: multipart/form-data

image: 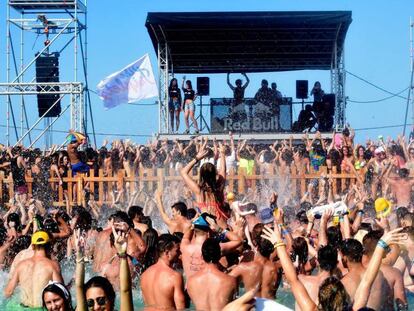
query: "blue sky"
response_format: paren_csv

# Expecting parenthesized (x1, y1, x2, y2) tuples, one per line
(1, 0, 413, 146)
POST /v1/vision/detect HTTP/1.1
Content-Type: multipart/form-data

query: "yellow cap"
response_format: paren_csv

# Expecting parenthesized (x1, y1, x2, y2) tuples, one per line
(31, 231, 50, 245)
(374, 198, 392, 218)
(226, 192, 235, 202)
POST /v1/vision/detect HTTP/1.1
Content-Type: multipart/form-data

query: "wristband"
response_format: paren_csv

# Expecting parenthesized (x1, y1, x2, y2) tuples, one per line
(377, 239, 391, 253)
(273, 242, 286, 249)
(117, 252, 128, 259)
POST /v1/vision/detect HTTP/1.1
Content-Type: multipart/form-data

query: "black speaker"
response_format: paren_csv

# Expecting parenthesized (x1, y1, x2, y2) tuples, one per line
(35, 53, 61, 117)
(197, 77, 210, 96)
(296, 80, 308, 99)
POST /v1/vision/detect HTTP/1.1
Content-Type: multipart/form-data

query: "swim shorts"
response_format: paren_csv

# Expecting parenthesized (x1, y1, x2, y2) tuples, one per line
(5, 299, 44, 311)
(71, 161, 90, 176)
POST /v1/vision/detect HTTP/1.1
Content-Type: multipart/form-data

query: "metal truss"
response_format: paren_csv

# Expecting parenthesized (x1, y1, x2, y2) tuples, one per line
(331, 41, 346, 129)
(3, 0, 91, 147)
(158, 42, 171, 134)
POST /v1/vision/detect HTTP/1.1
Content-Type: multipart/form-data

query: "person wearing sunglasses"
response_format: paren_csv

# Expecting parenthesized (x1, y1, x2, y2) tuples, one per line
(74, 226, 133, 311)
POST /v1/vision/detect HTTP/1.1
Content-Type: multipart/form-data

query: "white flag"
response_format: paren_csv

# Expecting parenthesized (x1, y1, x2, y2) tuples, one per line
(96, 54, 158, 109)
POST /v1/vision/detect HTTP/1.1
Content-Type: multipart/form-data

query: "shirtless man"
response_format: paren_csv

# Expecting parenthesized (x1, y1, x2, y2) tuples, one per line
(181, 215, 242, 279)
(4, 231, 63, 308)
(340, 238, 392, 311)
(67, 136, 89, 176)
(297, 245, 339, 310)
(363, 230, 408, 310)
(229, 237, 280, 298)
(386, 168, 414, 207)
(141, 234, 186, 310)
(156, 191, 191, 233)
(187, 238, 237, 311)
(93, 211, 146, 288)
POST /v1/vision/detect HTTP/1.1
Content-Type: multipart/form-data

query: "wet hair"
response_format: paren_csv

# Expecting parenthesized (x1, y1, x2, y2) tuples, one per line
(198, 162, 224, 208)
(318, 245, 338, 272)
(172, 202, 187, 217)
(340, 239, 363, 263)
(318, 276, 350, 311)
(202, 238, 221, 264)
(141, 216, 152, 229)
(75, 210, 92, 232)
(42, 282, 73, 311)
(296, 210, 309, 225)
(7, 213, 21, 231)
(84, 276, 115, 309)
(142, 228, 159, 271)
(43, 218, 59, 233)
(396, 206, 410, 221)
(327, 226, 343, 249)
(0, 227, 7, 246)
(257, 237, 274, 259)
(186, 208, 197, 220)
(362, 230, 383, 256)
(251, 223, 265, 245)
(398, 168, 409, 179)
(157, 234, 180, 256)
(110, 211, 134, 229)
(291, 237, 309, 274)
(127, 205, 144, 221)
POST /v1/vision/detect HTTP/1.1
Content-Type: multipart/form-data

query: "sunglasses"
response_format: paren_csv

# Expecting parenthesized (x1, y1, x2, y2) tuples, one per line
(87, 296, 107, 309)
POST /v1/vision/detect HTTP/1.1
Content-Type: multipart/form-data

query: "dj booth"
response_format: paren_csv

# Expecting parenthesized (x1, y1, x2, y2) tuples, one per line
(210, 97, 292, 133)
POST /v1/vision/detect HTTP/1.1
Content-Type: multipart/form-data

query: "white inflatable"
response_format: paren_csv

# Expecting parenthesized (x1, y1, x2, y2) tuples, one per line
(309, 201, 348, 217)
(255, 297, 293, 311)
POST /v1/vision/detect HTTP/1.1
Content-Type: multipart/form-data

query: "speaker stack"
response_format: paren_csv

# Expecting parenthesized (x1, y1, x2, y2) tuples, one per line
(35, 52, 61, 117)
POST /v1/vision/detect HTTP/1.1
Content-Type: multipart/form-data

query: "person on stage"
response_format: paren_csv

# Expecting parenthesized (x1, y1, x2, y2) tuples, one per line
(227, 73, 250, 105)
(168, 78, 182, 133)
(310, 81, 325, 103)
(271, 82, 283, 129)
(227, 73, 250, 122)
(181, 77, 199, 134)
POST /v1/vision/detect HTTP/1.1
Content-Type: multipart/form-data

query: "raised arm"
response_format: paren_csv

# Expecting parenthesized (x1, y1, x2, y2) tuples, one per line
(155, 190, 173, 227)
(227, 73, 235, 90)
(74, 229, 87, 311)
(353, 228, 407, 310)
(112, 226, 133, 311)
(242, 73, 250, 88)
(180, 141, 209, 194)
(261, 226, 316, 311)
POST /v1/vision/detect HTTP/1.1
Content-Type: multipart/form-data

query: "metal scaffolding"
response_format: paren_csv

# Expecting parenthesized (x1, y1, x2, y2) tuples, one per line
(157, 42, 172, 134)
(1, 0, 93, 147)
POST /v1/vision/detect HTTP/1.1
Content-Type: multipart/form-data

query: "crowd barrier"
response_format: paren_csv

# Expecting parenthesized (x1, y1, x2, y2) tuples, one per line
(0, 166, 359, 207)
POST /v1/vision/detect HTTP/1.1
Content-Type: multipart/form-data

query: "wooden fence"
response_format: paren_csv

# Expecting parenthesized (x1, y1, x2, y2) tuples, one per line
(0, 165, 359, 207)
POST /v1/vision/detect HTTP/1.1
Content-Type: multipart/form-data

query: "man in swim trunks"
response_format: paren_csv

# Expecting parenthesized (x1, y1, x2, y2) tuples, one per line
(4, 231, 63, 309)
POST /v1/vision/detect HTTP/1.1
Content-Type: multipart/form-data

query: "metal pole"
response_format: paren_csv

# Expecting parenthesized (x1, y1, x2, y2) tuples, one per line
(411, 17, 414, 127)
(20, 11, 24, 139)
(6, 3, 10, 146)
(74, 0, 78, 82)
(15, 94, 67, 146)
(29, 104, 71, 148)
(158, 43, 161, 133)
(10, 20, 72, 84)
(404, 18, 414, 136)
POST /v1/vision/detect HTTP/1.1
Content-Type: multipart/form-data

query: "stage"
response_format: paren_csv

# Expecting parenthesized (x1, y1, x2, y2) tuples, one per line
(156, 132, 333, 144)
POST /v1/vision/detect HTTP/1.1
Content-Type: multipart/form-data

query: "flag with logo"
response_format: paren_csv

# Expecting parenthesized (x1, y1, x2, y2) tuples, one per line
(97, 53, 158, 109)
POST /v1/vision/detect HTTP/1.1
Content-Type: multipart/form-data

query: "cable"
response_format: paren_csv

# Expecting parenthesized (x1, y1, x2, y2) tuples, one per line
(348, 87, 409, 104)
(346, 70, 409, 100)
(353, 123, 413, 132)
(89, 89, 158, 106)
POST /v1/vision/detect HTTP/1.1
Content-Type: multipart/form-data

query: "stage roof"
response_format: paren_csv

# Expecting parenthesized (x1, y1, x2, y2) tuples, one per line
(145, 11, 352, 74)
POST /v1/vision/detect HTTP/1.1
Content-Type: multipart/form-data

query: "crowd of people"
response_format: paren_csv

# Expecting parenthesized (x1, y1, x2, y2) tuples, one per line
(0, 126, 414, 310)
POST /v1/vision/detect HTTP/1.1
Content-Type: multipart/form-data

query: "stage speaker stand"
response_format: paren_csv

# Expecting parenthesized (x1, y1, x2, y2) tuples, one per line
(196, 77, 210, 132)
(296, 80, 308, 110)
